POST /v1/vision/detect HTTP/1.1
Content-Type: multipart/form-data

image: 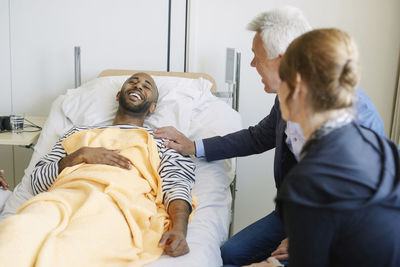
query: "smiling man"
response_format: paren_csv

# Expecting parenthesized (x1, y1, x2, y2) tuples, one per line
(0, 73, 195, 266)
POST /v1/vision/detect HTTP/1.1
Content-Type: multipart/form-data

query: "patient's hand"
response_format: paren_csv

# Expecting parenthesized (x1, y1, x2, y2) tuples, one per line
(271, 238, 289, 261)
(59, 147, 132, 173)
(0, 170, 9, 190)
(243, 257, 283, 267)
(154, 127, 195, 156)
(159, 228, 189, 257)
(159, 199, 190, 257)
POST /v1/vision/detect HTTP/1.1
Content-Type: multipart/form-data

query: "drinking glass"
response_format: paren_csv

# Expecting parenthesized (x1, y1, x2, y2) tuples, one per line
(10, 114, 24, 134)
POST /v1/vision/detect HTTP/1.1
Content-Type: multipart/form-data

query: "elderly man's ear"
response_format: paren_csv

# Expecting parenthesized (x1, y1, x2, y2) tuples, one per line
(116, 91, 121, 101)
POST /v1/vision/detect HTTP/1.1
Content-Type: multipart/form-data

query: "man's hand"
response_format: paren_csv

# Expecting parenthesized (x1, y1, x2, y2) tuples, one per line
(154, 126, 195, 156)
(0, 169, 9, 190)
(59, 147, 132, 173)
(159, 199, 190, 257)
(159, 228, 189, 257)
(271, 238, 289, 261)
(243, 257, 283, 267)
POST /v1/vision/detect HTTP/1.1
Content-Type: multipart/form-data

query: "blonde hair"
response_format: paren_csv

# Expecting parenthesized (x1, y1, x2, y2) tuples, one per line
(279, 28, 360, 112)
(247, 6, 311, 58)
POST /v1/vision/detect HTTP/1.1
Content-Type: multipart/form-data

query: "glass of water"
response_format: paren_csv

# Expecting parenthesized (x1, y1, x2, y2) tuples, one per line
(10, 114, 24, 134)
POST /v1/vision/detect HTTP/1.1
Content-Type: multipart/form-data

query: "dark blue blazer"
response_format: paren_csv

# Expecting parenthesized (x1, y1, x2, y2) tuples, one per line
(276, 122, 400, 267)
(203, 88, 385, 190)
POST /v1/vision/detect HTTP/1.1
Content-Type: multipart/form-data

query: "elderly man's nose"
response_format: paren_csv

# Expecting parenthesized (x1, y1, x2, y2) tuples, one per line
(250, 58, 256, 67)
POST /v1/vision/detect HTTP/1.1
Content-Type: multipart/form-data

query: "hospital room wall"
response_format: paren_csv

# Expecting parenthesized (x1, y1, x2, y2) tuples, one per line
(188, 0, 400, 234)
(0, 0, 187, 188)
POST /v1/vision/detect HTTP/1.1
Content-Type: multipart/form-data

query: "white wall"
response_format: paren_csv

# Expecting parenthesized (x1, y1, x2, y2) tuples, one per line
(0, 0, 11, 115)
(188, 0, 400, 234)
(9, 0, 170, 116)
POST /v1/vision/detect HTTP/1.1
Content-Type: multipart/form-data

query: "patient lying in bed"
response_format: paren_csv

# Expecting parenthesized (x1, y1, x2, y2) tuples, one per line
(0, 73, 195, 267)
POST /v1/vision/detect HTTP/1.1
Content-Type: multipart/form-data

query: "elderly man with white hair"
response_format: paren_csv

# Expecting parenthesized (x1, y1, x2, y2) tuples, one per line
(154, 6, 385, 266)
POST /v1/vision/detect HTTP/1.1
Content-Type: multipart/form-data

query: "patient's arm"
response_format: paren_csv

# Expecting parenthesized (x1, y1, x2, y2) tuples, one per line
(154, 133, 195, 256)
(159, 199, 190, 257)
(58, 147, 132, 173)
(31, 127, 79, 194)
(156, 136, 195, 211)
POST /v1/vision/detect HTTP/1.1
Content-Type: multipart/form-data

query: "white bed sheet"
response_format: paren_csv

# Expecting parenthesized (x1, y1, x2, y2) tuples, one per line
(0, 75, 242, 267)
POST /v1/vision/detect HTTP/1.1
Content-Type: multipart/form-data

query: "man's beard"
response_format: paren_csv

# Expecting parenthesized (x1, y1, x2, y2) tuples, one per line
(119, 93, 153, 116)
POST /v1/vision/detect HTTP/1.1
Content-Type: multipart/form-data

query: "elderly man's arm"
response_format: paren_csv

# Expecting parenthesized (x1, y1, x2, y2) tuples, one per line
(155, 138, 196, 257)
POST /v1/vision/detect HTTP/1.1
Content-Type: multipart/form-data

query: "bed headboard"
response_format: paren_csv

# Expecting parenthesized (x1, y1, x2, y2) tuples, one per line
(98, 69, 216, 92)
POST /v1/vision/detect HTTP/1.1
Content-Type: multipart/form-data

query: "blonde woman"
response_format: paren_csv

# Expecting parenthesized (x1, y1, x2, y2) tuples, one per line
(250, 28, 400, 267)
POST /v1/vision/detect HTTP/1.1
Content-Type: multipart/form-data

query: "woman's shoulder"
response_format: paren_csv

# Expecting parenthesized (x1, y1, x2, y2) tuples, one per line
(278, 123, 388, 208)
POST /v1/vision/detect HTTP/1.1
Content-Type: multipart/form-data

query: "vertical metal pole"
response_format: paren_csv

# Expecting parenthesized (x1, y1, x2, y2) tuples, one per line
(167, 0, 172, 72)
(184, 0, 189, 72)
(234, 52, 241, 111)
(74, 46, 81, 88)
(229, 50, 241, 237)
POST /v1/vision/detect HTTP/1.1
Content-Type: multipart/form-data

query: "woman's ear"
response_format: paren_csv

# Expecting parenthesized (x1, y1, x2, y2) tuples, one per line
(291, 73, 303, 99)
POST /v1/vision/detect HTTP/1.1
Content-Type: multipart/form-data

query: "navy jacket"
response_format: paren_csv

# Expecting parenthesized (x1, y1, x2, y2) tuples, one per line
(203, 88, 385, 189)
(276, 123, 400, 267)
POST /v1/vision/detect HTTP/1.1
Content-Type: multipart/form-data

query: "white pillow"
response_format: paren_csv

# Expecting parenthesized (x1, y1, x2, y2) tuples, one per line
(61, 75, 213, 136)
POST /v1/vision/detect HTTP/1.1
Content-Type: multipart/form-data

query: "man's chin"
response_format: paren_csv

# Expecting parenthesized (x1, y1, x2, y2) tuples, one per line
(263, 85, 277, 94)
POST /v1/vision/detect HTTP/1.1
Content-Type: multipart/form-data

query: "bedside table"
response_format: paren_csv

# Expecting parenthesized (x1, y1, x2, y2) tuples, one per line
(0, 116, 46, 147)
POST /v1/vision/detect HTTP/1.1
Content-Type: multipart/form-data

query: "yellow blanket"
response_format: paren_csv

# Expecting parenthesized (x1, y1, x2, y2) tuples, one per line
(0, 128, 171, 267)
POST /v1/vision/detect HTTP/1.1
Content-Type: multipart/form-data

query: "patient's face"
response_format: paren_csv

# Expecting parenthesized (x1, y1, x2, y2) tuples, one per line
(118, 73, 158, 115)
(250, 32, 281, 94)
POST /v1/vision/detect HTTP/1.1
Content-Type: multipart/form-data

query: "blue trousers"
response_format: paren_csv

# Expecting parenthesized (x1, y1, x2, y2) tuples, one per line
(221, 210, 286, 266)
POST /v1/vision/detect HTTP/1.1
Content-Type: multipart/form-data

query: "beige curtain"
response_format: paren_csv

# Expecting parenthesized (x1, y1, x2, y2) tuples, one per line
(390, 70, 400, 145)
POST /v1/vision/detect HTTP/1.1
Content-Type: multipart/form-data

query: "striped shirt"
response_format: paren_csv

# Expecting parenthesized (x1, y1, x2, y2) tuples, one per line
(30, 125, 195, 208)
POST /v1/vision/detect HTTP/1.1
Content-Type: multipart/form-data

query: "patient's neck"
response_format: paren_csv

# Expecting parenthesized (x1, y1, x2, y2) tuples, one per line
(113, 110, 145, 127)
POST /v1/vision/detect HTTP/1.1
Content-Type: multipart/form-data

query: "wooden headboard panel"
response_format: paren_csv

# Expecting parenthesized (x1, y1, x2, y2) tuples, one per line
(98, 69, 216, 92)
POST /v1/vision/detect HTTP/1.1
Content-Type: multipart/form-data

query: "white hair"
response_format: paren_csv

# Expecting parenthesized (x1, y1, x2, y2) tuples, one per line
(247, 6, 312, 58)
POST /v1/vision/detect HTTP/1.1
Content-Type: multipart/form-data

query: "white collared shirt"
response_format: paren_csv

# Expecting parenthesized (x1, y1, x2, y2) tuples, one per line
(285, 121, 306, 162)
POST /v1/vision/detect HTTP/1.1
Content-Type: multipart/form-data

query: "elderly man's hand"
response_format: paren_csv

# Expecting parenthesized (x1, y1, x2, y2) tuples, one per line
(243, 257, 283, 267)
(154, 126, 195, 156)
(0, 170, 9, 190)
(159, 228, 189, 257)
(271, 238, 289, 261)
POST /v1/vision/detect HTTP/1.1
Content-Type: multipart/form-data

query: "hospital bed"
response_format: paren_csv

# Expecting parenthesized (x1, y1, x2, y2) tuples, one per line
(0, 69, 242, 267)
